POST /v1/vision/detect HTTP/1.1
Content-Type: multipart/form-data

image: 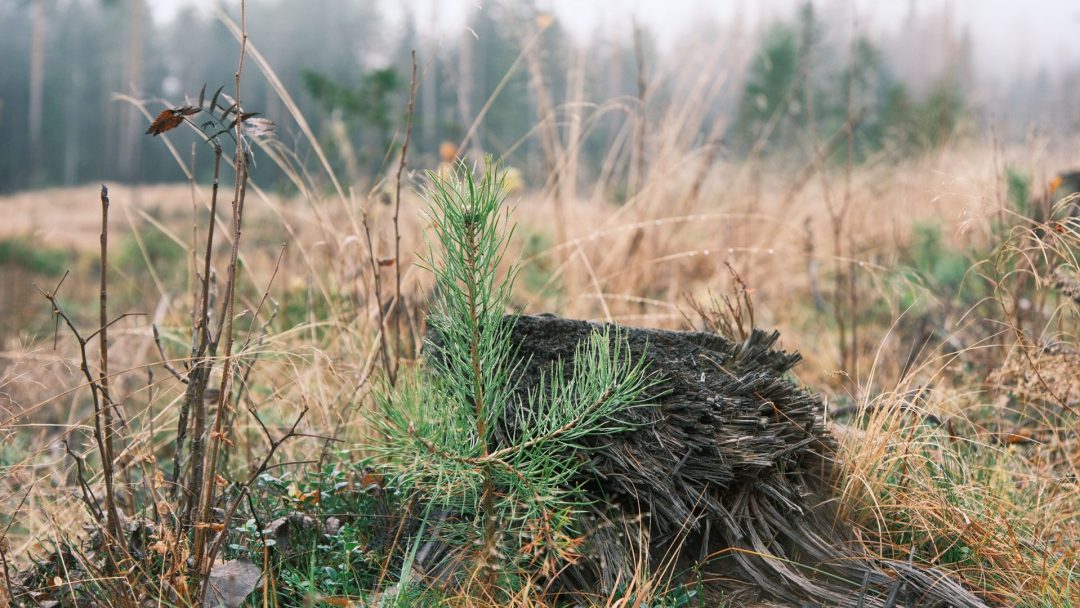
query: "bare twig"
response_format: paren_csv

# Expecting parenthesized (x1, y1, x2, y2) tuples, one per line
(226, 243, 286, 444)
(49, 270, 69, 350)
(222, 270, 282, 475)
(232, 302, 279, 428)
(0, 484, 33, 600)
(374, 496, 415, 594)
(152, 324, 187, 383)
(173, 144, 223, 505)
(193, 0, 250, 584)
(33, 187, 128, 575)
(361, 212, 394, 384)
(63, 440, 104, 522)
(87, 312, 146, 343)
(392, 50, 418, 338)
(96, 185, 124, 552)
(242, 243, 285, 340)
(204, 406, 310, 570)
(0, 537, 11, 606)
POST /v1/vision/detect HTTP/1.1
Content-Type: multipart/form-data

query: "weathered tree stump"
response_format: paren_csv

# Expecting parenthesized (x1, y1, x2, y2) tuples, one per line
(427, 314, 990, 607)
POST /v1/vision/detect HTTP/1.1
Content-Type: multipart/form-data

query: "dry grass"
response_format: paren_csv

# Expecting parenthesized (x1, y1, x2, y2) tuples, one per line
(2, 142, 1079, 605)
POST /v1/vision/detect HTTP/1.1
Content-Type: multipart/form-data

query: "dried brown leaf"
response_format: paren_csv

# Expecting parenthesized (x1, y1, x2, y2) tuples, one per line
(146, 106, 198, 136)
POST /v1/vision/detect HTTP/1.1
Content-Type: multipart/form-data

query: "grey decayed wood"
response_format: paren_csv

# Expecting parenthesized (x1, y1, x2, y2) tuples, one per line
(426, 314, 991, 607)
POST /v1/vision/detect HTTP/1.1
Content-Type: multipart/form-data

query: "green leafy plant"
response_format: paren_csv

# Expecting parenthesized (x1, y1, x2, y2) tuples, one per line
(370, 160, 656, 599)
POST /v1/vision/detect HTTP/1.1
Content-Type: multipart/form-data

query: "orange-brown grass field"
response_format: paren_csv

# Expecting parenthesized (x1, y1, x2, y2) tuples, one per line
(3, 143, 1080, 606)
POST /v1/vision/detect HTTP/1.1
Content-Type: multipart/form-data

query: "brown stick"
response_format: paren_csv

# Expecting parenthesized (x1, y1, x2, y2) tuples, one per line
(0, 484, 29, 604)
(64, 440, 104, 521)
(34, 197, 129, 572)
(393, 51, 417, 324)
(193, 0, 249, 583)
(152, 324, 187, 383)
(379, 49, 418, 386)
(97, 184, 125, 560)
(361, 213, 394, 384)
(0, 537, 11, 606)
(174, 144, 222, 508)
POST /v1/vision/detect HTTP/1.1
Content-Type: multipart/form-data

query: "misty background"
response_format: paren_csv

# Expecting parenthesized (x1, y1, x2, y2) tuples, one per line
(3, 0, 1080, 194)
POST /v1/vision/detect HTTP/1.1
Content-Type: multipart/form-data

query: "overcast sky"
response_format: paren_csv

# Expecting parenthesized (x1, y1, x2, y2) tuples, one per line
(152, 0, 1080, 81)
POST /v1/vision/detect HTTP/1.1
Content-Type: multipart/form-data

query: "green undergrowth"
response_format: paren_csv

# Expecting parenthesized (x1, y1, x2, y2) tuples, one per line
(0, 237, 73, 276)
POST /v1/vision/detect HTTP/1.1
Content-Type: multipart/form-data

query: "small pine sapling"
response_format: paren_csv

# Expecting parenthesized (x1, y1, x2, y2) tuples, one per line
(370, 159, 657, 598)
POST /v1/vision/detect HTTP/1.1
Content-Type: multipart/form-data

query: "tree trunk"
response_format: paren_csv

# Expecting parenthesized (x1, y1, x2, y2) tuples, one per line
(28, 0, 45, 186)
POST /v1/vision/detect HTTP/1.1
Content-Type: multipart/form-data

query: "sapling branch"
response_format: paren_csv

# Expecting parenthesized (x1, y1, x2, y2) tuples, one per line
(152, 323, 187, 383)
(391, 50, 418, 348)
(172, 143, 222, 503)
(192, 0, 251, 586)
(63, 440, 104, 522)
(96, 184, 124, 554)
(86, 312, 148, 344)
(361, 211, 395, 384)
(34, 187, 129, 572)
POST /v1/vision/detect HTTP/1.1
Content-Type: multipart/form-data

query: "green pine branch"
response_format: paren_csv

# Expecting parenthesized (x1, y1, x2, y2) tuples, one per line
(369, 158, 657, 595)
